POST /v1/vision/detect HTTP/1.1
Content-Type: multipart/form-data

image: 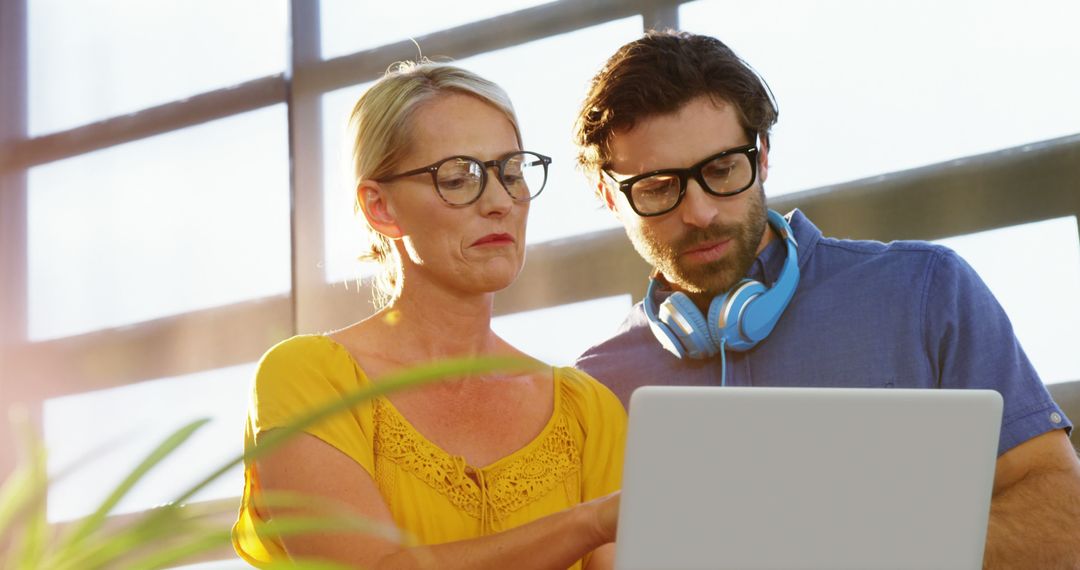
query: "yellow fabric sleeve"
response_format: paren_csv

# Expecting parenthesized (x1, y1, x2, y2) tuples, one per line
(250, 334, 376, 476)
(557, 367, 628, 501)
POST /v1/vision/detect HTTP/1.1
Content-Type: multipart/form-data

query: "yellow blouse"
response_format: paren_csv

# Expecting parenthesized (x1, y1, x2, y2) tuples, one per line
(232, 335, 627, 569)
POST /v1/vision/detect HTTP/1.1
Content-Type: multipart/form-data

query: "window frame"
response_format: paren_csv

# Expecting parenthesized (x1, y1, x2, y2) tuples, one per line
(1, 0, 1078, 565)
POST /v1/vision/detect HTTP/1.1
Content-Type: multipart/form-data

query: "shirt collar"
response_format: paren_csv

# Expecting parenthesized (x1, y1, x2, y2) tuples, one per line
(750, 208, 820, 284)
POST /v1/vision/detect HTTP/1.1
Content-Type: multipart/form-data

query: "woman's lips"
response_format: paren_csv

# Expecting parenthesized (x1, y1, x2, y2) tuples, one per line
(681, 238, 731, 263)
(471, 233, 515, 247)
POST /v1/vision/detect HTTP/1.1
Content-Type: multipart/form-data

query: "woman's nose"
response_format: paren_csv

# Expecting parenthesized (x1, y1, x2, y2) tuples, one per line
(476, 170, 515, 217)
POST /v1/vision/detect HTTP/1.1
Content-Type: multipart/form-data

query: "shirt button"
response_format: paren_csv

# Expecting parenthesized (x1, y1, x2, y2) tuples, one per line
(1050, 412, 1063, 424)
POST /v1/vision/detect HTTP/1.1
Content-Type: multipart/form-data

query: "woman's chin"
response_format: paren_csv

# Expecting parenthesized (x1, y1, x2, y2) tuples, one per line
(476, 272, 522, 294)
(461, 264, 523, 295)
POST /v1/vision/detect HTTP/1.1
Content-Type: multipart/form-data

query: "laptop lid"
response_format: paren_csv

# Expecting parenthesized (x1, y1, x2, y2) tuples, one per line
(615, 387, 1002, 570)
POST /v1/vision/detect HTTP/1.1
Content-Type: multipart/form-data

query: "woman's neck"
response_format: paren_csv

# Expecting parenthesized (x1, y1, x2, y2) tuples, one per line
(372, 282, 504, 362)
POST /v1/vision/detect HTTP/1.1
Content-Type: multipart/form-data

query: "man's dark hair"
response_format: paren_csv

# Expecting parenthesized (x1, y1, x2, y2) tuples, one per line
(575, 30, 778, 185)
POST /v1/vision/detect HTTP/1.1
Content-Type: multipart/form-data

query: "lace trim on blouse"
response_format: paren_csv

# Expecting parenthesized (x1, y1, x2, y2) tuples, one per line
(372, 382, 580, 532)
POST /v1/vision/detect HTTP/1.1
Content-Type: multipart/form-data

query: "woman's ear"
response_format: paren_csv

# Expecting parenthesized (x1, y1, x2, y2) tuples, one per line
(356, 180, 403, 239)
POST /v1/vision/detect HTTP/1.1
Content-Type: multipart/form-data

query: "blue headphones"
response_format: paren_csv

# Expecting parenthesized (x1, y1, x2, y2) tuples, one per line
(644, 209, 800, 359)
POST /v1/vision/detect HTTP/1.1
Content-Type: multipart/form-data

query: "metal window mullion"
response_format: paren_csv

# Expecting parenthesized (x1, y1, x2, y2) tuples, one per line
(302, 0, 665, 95)
(772, 133, 1080, 243)
(1, 74, 287, 172)
(0, 0, 30, 481)
(0, 0, 27, 345)
(10, 294, 292, 400)
(288, 0, 329, 335)
(641, 0, 681, 31)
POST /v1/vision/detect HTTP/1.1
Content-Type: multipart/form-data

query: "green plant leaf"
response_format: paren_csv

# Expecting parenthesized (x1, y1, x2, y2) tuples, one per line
(252, 514, 397, 541)
(59, 492, 385, 569)
(8, 355, 540, 570)
(46, 504, 204, 570)
(61, 508, 387, 570)
(120, 510, 396, 570)
(55, 417, 212, 554)
(1, 424, 136, 544)
(0, 462, 39, 546)
(262, 560, 354, 570)
(4, 411, 49, 570)
(251, 489, 401, 541)
(114, 527, 231, 570)
(0, 407, 45, 547)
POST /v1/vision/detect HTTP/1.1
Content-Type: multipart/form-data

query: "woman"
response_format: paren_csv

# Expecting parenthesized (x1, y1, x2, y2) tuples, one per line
(232, 62, 626, 569)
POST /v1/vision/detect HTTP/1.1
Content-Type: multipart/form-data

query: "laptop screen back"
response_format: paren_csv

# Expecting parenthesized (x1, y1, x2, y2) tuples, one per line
(615, 387, 1002, 570)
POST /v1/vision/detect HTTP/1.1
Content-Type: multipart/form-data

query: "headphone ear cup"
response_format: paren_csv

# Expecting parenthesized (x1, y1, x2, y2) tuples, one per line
(708, 279, 766, 351)
(658, 292, 718, 359)
(646, 315, 687, 358)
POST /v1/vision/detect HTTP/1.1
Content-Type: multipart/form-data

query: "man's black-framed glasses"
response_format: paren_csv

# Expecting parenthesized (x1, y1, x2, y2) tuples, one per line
(603, 143, 759, 217)
(375, 151, 552, 206)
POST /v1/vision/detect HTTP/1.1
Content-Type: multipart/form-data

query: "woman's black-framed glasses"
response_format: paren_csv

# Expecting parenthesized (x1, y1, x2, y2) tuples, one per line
(603, 143, 759, 217)
(375, 151, 552, 206)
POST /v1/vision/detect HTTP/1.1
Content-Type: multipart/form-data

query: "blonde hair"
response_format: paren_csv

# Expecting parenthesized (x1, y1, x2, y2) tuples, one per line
(348, 61, 522, 308)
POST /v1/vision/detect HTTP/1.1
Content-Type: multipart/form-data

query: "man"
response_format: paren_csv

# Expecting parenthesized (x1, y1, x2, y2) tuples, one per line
(572, 31, 1080, 567)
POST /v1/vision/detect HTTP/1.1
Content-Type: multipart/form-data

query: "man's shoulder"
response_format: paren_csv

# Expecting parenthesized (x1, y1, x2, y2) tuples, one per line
(575, 303, 668, 405)
(805, 231, 957, 287)
(575, 302, 654, 372)
(813, 233, 950, 259)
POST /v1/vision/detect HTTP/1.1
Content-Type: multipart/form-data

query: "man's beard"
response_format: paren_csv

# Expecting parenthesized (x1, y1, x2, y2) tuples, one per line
(630, 188, 768, 301)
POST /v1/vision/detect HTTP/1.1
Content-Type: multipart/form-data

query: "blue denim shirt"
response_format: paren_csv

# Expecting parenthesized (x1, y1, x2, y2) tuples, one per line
(575, 209, 1071, 455)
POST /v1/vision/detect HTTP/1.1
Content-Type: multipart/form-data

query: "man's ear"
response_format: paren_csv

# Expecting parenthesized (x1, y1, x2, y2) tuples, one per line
(758, 138, 770, 183)
(596, 175, 621, 213)
(356, 180, 403, 239)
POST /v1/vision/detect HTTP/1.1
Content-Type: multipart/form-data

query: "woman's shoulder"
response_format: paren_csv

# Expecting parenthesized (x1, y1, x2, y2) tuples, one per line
(554, 366, 627, 419)
(261, 334, 346, 367)
(256, 334, 364, 390)
(264, 333, 336, 354)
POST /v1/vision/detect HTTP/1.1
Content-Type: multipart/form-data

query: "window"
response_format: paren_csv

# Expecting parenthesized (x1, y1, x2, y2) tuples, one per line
(27, 106, 292, 340)
(44, 363, 254, 522)
(321, 82, 376, 284)
(936, 216, 1080, 385)
(28, 0, 287, 135)
(462, 17, 642, 245)
(319, 0, 554, 59)
(681, 0, 1080, 195)
(492, 295, 632, 365)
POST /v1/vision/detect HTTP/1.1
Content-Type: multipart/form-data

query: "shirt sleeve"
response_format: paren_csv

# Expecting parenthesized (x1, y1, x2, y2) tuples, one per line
(923, 249, 1072, 455)
(250, 335, 376, 475)
(558, 367, 628, 501)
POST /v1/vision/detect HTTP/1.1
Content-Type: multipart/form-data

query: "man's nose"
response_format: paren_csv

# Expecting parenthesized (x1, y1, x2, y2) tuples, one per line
(678, 179, 720, 228)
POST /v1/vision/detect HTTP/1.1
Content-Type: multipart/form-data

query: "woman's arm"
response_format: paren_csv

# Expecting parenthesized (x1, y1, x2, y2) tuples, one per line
(257, 431, 618, 569)
(584, 542, 617, 570)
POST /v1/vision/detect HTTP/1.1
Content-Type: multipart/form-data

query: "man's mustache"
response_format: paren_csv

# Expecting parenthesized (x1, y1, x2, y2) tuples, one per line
(673, 224, 741, 254)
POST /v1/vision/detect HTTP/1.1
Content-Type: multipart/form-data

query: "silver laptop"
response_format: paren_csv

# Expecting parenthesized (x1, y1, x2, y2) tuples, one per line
(615, 387, 1002, 570)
